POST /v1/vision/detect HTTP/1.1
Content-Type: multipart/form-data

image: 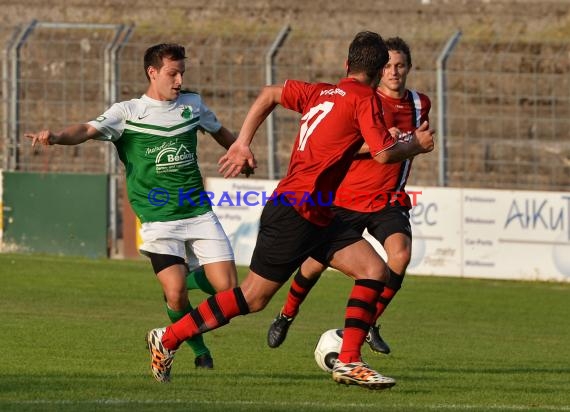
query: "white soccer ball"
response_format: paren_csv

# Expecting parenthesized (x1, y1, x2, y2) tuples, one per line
(314, 328, 343, 373)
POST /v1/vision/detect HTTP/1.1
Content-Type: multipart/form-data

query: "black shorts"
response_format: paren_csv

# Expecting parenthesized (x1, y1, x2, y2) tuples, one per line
(331, 205, 412, 245)
(250, 196, 363, 283)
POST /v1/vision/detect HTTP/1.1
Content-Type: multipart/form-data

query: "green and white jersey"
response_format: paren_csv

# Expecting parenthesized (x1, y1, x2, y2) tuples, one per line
(88, 92, 221, 223)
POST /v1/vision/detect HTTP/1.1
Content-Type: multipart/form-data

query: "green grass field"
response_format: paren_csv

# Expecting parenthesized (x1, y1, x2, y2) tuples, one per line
(0, 253, 568, 412)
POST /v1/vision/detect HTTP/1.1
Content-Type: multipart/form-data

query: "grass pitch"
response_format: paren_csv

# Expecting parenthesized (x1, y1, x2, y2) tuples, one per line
(0, 253, 568, 411)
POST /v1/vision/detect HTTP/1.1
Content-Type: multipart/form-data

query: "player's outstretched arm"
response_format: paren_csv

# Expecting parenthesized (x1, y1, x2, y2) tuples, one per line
(209, 126, 253, 177)
(218, 144, 257, 178)
(374, 121, 435, 164)
(218, 85, 282, 178)
(25, 124, 101, 147)
(211, 126, 237, 150)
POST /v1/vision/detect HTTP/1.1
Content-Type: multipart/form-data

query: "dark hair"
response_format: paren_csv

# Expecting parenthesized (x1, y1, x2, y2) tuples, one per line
(143, 43, 186, 81)
(347, 31, 389, 79)
(385, 37, 412, 67)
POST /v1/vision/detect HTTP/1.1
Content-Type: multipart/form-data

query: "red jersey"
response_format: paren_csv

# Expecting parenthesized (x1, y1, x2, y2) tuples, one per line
(334, 89, 431, 212)
(274, 78, 395, 226)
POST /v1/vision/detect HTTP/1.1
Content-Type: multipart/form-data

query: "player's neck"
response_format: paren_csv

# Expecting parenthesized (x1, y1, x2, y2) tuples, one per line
(145, 90, 169, 101)
(145, 84, 176, 102)
(378, 87, 406, 100)
(347, 73, 377, 88)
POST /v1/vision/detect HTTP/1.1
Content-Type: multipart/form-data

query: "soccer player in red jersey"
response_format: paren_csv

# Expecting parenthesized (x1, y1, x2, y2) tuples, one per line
(146, 32, 435, 389)
(267, 37, 431, 356)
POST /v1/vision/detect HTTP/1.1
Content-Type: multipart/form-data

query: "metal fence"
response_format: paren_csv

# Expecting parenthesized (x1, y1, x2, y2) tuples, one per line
(2, 21, 570, 192)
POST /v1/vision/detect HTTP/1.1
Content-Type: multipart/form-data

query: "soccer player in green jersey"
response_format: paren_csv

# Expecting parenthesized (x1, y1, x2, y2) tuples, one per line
(25, 43, 242, 370)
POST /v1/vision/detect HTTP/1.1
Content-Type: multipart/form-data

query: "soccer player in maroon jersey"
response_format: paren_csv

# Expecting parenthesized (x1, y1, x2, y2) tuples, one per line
(146, 32, 435, 389)
(267, 37, 431, 356)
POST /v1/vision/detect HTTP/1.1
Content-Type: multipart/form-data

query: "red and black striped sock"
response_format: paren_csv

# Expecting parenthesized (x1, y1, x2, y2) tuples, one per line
(162, 287, 250, 350)
(338, 278, 384, 364)
(373, 269, 404, 320)
(281, 269, 321, 318)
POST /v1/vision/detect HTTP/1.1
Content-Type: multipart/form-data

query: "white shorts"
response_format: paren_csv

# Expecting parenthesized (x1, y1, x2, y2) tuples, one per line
(139, 211, 234, 268)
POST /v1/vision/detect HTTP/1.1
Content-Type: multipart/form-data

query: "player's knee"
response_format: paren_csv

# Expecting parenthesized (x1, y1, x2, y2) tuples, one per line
(214, 275, 237, 291)
(163, 290, 188, 311)
(226, 276, 238, 289)
(204, 262, 238, 291)
(301, 259, 326, 278)
(389, 248, 412, 272)
(359, 259, 389, 282)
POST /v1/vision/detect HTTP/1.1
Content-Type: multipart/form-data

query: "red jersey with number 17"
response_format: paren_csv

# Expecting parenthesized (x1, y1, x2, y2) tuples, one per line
(274, 78, 396, 226)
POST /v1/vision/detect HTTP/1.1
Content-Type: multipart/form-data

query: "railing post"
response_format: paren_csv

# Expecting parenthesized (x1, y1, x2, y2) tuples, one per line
(2, 24, 25, 171)
(437, 30, 462, 187)
(6, 21, 134, 257)
(7, 20, 37, 171)
(265, 25, 291, 179)
(103, 24, 134, 257)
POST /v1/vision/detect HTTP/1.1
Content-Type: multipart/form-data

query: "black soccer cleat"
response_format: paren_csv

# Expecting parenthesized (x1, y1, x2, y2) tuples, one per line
(366, 324, 391, 354)
(267, 312, 295, 348)
(194, 353, 214, 369)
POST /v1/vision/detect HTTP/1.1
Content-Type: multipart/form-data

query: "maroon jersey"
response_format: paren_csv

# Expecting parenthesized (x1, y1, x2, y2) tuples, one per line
(274, 78, 395, 226)
(334, 89, 431, 212)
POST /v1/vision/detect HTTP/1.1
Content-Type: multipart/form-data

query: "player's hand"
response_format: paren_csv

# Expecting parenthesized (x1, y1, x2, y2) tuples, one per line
(218, 143, 257, 178)
(388, 127, 402, 139)
(413, 121, 435, 153)
(24, 130, 56, 147)
(241, 164, 255, 177)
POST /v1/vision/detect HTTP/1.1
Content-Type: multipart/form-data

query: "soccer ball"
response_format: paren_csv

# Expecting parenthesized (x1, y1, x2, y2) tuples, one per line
(314, 328, 343, 373)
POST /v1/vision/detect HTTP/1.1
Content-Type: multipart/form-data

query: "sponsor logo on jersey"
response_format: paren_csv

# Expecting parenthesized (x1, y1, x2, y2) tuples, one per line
(181, 106, 193, 119)
(320, 88, 346, 97)
(145, 140, 177, 156)
(155, 143, 196, 173)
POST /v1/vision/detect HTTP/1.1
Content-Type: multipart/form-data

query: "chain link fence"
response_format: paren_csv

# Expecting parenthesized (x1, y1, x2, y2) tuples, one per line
(1, 21, 569, 191)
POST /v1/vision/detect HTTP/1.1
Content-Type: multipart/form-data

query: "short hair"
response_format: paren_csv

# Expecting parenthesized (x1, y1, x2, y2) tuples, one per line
(347, 31, 389, 79)
(143, 43, 186, 81)
(385, 37, 412, 67)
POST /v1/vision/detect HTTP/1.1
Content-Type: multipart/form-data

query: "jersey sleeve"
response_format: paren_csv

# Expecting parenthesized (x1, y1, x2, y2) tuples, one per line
(280, 80, 311, 113)
(199, 101, 222, 134)
(87, 103, 126, 142)
(420, 93, 431, 123)
(358, 94, 396, 155)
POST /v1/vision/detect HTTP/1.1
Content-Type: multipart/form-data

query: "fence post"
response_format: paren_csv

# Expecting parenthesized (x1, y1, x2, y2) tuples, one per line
(104, 24, 134, 257)
(7, 20, 37, 171)
(2, 24, 25, 172)
(437, 30, 462, 187)
(6, 21, 133, 257)
(265, 25, 291, 179)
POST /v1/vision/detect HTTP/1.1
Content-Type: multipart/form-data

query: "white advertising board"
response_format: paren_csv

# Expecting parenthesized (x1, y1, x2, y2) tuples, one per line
(395, 186, 463, 277)
(461, 188, 570, 281)
(208, 177, 570, 282)
(207, 177, 278, 266)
